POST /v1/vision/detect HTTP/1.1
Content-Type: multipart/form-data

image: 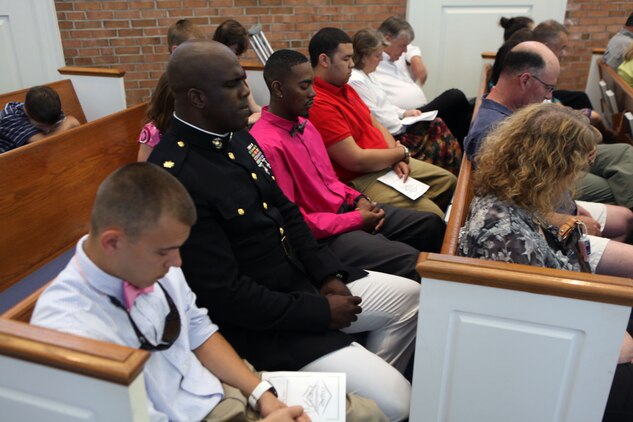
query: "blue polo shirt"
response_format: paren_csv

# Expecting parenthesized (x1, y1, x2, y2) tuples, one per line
(463, 96, 512, 162)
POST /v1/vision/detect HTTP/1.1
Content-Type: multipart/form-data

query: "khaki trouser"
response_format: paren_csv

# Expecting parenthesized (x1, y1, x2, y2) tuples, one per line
(203, 366, 388, 422)
(349, 158, 456, 218)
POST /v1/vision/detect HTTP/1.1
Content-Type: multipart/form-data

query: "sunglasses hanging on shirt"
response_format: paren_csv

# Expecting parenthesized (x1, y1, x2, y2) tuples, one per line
(108, 282, 181, 351)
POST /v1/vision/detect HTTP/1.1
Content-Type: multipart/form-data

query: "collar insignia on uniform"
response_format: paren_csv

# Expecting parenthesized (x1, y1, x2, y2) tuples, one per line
(211, 132, 233, 150)
(163, 160, 175, 169)
(247, 143, 272, 176)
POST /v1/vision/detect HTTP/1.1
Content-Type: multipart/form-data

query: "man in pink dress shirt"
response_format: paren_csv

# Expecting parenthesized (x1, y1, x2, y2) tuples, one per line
(250, 49, 445, 281)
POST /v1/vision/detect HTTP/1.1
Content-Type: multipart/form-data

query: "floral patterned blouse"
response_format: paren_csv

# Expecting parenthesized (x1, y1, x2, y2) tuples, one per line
(458, 195, 582, 272)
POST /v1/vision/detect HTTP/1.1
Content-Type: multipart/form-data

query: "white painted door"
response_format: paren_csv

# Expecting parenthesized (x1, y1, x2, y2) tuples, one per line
(407, 0, 567, 99)
(0, 0, 65, 93)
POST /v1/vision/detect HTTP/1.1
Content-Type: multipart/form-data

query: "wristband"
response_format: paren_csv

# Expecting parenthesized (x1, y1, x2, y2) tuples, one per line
(401, 145, 411, 164)
(248, 380, 278, 411)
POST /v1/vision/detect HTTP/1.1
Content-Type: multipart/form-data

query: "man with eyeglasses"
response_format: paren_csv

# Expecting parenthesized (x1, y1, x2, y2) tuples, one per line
(464, 40, 633, 280)
(30, 163, 323, 421)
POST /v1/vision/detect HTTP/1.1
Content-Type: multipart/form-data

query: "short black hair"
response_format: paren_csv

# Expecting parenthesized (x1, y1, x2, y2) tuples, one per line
(626, 12, 633, 27)
(24, 86, 62, 125)
(499, 16, 534, 42)
(308, 27, 352, 67)
(501, 48, 546, 77)
(213, 19, 249, 56)
(264, 49, 309, 89)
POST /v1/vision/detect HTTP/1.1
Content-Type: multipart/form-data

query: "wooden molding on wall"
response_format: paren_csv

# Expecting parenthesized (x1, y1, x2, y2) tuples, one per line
(58, 66, 126, 78)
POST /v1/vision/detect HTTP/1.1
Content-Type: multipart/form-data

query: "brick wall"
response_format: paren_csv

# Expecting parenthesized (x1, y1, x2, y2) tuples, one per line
(54, 0, 406, 105)
(54, 0, 631, 105)
(562, 0, 631, 92)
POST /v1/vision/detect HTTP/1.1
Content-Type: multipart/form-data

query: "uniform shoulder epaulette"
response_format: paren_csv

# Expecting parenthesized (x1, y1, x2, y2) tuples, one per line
(153, 136, 188, 176)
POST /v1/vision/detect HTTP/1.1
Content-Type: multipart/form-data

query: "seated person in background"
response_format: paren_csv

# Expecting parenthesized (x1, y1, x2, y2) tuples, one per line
(373, 17, 472, 141)
(137, 18, 205, 161)
(498, 16, 534, 42)
(0, 86, 80, 154)
(309, 27, 456, 218)
(532, 19, 618, 143)
(465, 41, 633, 279)
(251, 49, 445, 282)
(458, 103, 633, 422)
(213, 19, 262, 125)
(617, 42, 633, 87)
(167, 18, 204, 54)
(604, 12, 633, 69)
(148, 39, 417, 421)
(137, 72, 173, 161)
(31, 162, 313, 422)
(349, 28, 461, 174)
(531, 22, 633, 206)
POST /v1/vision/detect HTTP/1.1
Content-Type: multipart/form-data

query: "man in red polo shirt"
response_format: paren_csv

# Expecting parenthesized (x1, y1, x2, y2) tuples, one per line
(308, 27, 456, 217)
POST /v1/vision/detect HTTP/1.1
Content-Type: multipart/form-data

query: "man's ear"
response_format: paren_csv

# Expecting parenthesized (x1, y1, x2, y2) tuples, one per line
(100, 228, 124, 256)
(271, 80, 283, 99)
(518, 72, 531, 90)
(318, 53, 330, 69)
(187, 88, 206, 109)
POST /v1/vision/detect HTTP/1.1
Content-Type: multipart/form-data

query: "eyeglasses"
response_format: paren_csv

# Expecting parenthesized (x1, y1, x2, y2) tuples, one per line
(530, 74, 556, 93)
(108, 282, 181, 351)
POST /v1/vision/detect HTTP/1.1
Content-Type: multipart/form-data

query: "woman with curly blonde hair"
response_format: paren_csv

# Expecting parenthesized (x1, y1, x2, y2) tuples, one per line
(459, 102, 598, 270)
(459, 102, 633, 422)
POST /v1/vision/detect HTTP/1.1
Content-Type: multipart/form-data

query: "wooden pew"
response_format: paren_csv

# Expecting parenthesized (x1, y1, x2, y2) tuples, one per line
(0, 316, 150, 420)
(0, 79, 87, 124)
(598, 58, 633, 143)
(0, 101, 149, 420)
(598, 58, 633, 113)
(440, 58, 487, 254)
(412, 253, 633, 422)
(0, 102, 146, 293)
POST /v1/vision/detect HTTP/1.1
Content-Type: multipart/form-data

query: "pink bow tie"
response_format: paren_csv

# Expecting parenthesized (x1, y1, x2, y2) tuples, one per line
(122, 281, 155, 311)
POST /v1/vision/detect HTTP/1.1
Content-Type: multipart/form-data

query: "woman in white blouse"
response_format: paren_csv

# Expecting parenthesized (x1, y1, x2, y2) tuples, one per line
(349, 29, 461, 175)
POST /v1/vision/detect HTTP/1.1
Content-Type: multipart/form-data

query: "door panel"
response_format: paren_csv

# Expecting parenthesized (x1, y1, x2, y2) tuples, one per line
(0, 0, 65, 93)
(407, 0, 567, 99)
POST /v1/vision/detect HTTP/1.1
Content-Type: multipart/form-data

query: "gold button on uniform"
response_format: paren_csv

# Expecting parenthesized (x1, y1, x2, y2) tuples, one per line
(177, 141, 185, 148)
(237, 208, 245, 216)
(228, 152, 235, 160)
(263, 202, 268, 210)
(272, 176, 276, 181)
(163, 161, 175, 169)
(279, 227, 284, 235)
(251, 173, 258, 181)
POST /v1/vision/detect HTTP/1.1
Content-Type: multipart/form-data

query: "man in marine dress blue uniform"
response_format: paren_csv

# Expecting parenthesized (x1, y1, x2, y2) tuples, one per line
(147, 40, 418, 421)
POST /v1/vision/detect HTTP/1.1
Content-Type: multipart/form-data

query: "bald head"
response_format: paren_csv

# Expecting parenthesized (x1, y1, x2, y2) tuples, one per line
(510, 41, 560, 76)
(491, 41, 560, 109)
(167, 39, 250, 132)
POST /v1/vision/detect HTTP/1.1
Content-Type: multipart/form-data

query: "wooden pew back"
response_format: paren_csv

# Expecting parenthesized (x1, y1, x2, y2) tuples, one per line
(0, 102, 146, 292)
(0, 79, 87, 124)
(598, 59, 633, 113)
(412, 253, 633, 422)
(440, 62, 488, 254)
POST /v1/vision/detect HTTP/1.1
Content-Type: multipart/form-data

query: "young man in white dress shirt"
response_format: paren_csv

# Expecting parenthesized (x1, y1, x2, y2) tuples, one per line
(30, 163, 383, 422)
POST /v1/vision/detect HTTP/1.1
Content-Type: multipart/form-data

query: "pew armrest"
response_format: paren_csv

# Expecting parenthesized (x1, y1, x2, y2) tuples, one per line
(0, 318, 149, 385)
(418, 252, 633, 306)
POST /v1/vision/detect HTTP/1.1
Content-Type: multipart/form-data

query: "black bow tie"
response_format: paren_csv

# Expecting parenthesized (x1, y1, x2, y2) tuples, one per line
(290, 121, 307, 137)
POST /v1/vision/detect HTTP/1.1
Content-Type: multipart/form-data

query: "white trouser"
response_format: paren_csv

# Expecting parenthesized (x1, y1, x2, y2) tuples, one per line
(301, 270, 419, 421)
(576, 200, 609, 271)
